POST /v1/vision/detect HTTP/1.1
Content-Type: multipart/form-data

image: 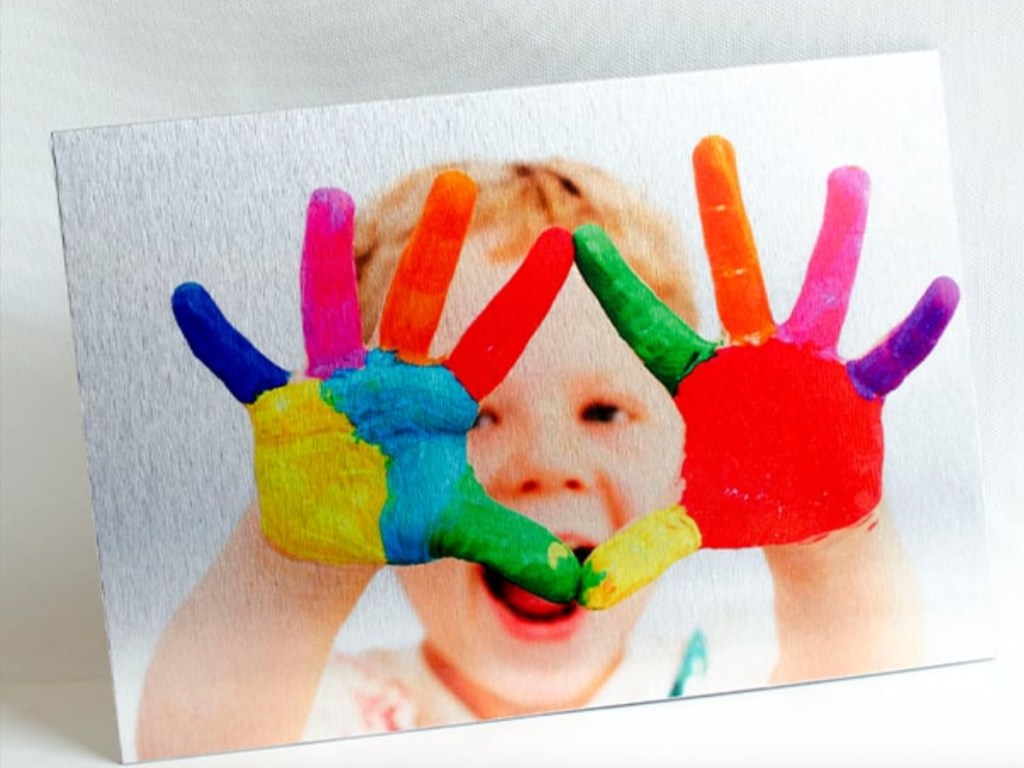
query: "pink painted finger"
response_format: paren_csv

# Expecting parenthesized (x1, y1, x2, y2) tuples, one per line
(780, 167, 870, 352)
(446, 227, 574, 401)
(301, 188, 365, 377)
(847, 277, 960, 399)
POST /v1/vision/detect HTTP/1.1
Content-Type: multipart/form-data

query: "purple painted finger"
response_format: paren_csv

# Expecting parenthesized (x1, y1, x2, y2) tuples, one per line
(781, 167, 870, 352)
(847, 277, 960, 399)
(301, 188, 365, 378)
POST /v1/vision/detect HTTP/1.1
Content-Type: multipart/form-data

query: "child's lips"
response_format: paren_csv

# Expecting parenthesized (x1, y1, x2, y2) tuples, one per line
(483, 569, 576, 619)
(480, 543, 594, 641)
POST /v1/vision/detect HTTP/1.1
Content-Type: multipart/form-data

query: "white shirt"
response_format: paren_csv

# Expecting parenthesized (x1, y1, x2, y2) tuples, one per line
(303, 632, 709, 741)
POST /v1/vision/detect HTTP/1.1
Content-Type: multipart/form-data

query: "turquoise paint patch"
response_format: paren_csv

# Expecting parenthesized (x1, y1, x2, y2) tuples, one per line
(320, 350, 478, 444)
(320, 350, 478, 563)
(377, 434, 470, 563)
(669, 629, 708, 697)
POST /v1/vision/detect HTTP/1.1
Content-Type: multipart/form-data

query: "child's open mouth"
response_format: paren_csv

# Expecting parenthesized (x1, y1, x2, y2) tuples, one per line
(481, 546, 593, 642)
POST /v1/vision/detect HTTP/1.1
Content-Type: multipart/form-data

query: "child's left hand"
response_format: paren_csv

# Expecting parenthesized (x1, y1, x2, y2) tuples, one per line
(573, 135, 959, 609)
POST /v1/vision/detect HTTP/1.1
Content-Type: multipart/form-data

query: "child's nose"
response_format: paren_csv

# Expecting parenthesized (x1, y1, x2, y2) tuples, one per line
(513, 419, 587, 496)
(519, 475, 584, 494)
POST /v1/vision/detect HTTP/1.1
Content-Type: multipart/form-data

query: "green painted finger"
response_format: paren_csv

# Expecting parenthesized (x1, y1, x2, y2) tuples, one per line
(573, 224, 717, 393)
(431, 470, 580, 603)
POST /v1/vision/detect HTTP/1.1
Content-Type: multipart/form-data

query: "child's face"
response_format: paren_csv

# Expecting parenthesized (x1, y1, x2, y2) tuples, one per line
(396, 226, 685, 716)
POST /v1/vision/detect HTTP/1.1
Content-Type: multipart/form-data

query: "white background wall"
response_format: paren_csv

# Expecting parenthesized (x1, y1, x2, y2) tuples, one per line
(2, 2, 1021, 766)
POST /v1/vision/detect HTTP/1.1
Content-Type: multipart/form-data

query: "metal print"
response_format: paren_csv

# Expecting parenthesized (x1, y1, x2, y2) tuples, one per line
(52, 52, 991, 761)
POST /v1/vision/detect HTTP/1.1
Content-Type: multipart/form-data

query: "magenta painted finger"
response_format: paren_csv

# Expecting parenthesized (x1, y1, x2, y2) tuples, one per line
(847, 277, 960, 399)
(301, 188, 365, 377)
(780, 167, 870, 352)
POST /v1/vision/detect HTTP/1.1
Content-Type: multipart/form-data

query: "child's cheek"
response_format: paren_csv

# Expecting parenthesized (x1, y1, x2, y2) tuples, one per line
(465, 424, 503, 488)
(611, 418, 685, 516)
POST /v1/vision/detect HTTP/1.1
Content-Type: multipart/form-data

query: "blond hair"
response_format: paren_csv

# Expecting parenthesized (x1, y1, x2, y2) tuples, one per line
(353, 159, 698, 341)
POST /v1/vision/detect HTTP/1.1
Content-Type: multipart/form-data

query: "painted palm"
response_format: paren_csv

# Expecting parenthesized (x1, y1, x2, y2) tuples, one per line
(172, 171, 580, 602)
(574, 136, 959, 609)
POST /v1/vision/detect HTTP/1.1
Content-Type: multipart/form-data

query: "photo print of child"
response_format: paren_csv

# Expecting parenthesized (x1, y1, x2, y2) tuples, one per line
(51, 53, 990, 761)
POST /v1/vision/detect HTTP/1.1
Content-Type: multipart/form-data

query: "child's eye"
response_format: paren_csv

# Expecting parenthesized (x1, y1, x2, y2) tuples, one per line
(580, 402, 628, 424)
(473, 408, 499, 430)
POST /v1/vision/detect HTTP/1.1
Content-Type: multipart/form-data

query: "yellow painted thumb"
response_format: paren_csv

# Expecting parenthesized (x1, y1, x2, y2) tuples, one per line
(580, 505, 702, 610)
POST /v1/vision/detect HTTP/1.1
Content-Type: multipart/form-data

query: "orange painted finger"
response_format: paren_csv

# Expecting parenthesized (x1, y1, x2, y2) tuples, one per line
(693, 136, 775, 344)
(379, 170, 477, 361)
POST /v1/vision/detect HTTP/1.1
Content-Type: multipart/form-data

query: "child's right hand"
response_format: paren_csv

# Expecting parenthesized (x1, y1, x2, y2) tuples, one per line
(171, 171, 580, 603)
(572, 136, 959, 609)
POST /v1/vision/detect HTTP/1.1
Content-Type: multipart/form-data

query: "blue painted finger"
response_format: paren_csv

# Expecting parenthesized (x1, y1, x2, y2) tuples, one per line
(847, 277, 960, 399)
(172, 282, 290, 403)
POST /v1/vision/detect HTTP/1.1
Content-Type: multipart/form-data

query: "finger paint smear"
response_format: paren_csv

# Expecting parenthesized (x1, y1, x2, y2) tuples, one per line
(677, 339, 885, 548)
(248, 380, 390, 564)
(319, 350, 578, 601)
(320, 349, 478, 564)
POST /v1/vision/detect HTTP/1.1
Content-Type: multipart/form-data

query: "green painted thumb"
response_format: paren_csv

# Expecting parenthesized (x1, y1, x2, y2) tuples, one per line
(573, 224, 717, 393)
(430, 470, 580, 603)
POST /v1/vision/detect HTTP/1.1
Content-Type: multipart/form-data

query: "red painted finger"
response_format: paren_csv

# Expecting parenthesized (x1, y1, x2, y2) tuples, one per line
(693, 136, 775, 344)
(379, 170, 477, 362)
(301, 188, 365, 377)
(446, 227, 574, 401)
(780, 167, 870, 352)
